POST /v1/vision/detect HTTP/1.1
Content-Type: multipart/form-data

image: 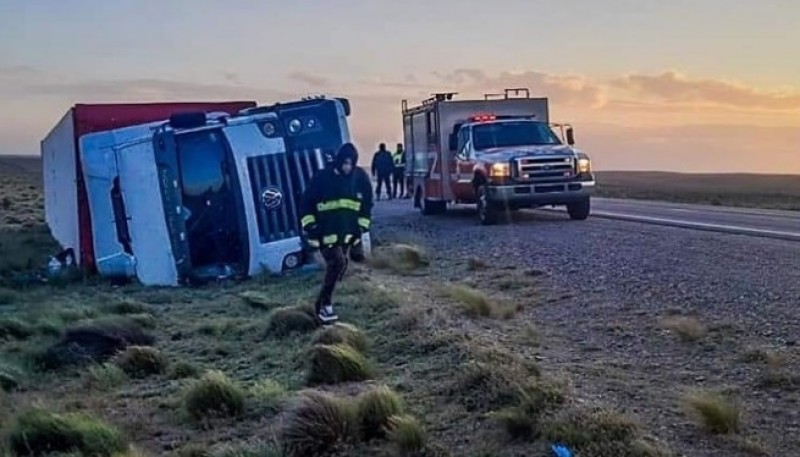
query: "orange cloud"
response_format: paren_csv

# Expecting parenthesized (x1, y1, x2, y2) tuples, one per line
(428, 69, 607, 108)
(1, 66, 798, 173)
(611, 71, 800, 111)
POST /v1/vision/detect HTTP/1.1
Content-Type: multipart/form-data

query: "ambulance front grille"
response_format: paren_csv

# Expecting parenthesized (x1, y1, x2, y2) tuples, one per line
(514, 156, 575, 181)
(247, 149, 326, 243)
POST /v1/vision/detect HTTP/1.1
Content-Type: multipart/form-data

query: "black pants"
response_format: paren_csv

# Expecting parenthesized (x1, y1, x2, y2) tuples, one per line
(315, 245, 350, 314)
(375, 174, 392, 199)
(392, 170, 405, 199)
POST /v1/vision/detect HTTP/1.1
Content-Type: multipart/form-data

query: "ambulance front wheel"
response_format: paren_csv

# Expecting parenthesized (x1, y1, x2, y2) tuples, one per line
(477, 185, 500, 225)
(567, 197, 591, 221)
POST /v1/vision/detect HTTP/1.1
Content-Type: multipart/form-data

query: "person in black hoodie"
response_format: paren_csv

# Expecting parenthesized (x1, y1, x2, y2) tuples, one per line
(300, 143, 373, 324)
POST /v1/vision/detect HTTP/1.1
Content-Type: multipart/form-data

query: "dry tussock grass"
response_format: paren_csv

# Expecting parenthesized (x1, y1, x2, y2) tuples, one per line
(661, 316, 707, 341)
(682, 390, 742, 434)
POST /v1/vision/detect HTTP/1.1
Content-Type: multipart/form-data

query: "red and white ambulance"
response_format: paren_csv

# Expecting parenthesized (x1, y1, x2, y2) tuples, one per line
(401, 88, 595, 224)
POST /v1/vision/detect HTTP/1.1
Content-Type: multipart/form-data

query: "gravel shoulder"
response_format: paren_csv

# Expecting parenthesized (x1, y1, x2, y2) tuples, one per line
(372, 199, 800, 457)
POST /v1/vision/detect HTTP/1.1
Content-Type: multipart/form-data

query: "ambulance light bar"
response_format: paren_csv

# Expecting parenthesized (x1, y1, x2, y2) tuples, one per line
(470, 113, 496, 122)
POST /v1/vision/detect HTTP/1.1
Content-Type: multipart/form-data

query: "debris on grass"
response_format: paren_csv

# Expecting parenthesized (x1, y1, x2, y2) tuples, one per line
(265, 306, 317, 338)
(661, 316, 707, 342)
(8, 407, 128, 457)
(682, 390, 741, 434)
(356, 385, 405, 439)
(280, 391, 359, 457)
(306, 344, 373, 385)
(183, 370, 246, 421)
(387, 414, 427, 455)
(311, 322, 368, 353)
(113, 346, 168, 378)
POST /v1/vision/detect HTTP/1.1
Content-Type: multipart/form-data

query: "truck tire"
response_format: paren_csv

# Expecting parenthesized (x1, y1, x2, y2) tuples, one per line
(567, 198, 591, 221)
(477, 185, 499, 225)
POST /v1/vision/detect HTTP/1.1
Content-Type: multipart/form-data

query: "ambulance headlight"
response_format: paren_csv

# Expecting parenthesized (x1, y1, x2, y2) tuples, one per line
(489, 162, 510, 177)
(288, 119, 302, 134)
(577, 158, 591, 174)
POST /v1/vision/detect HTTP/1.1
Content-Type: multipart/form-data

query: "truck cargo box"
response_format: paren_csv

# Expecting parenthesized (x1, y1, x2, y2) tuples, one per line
(41, 102, 257, 270)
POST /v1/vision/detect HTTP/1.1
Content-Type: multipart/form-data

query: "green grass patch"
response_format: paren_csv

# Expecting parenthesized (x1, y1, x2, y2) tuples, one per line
(306, 344, 374, 385)
(183, 370, 246, 422)
(8, 408, 128, 457)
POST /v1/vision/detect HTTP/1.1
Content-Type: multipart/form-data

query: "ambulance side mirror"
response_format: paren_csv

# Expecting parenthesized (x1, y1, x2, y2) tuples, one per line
(566, 127, 575, 145)
(448, 133, 458, 152)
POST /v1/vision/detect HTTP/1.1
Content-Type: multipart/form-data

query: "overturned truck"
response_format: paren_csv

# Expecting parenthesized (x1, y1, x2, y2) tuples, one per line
(41, 97, 358, 286)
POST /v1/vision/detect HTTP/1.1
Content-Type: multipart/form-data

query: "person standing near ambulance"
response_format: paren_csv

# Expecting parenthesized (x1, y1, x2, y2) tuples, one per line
(391, 143, 406, 199)
(300, 143, 373, 324)
(371, 143, 394, 200)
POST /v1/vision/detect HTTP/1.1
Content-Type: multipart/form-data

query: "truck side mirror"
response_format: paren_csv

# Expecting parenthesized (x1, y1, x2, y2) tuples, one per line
(448, 133, 458, 152)
(566, 127, 575, 145)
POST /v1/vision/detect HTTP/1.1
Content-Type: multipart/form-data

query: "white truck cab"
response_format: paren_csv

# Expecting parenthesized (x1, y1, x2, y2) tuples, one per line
(78, 97, 357, 286)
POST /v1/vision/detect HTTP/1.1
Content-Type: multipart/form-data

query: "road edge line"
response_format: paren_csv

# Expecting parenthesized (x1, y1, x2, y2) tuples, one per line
(588, 211, 800, 242)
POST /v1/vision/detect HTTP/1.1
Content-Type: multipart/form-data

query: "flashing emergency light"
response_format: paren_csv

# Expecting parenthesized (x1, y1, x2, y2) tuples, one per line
(470, 113, 496, 122)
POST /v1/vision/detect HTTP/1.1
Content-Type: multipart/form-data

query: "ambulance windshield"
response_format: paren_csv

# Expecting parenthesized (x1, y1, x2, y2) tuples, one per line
(472, 121, 561, 150)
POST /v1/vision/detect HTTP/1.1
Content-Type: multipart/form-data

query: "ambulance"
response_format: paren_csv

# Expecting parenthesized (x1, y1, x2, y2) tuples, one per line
(401, 88, 595, 224)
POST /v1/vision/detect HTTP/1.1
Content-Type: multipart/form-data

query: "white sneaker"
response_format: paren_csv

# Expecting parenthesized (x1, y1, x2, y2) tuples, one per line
(317, 305, 338, 325)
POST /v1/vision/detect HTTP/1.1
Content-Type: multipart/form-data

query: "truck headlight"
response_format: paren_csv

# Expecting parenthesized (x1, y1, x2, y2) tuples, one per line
(288, 118, 302, 134)
(489, 163, 510, 177)
(577, 158, 591, 174)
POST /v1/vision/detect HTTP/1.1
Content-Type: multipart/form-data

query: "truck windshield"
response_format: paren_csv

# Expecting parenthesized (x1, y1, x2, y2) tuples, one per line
(472, 121, 561, 150)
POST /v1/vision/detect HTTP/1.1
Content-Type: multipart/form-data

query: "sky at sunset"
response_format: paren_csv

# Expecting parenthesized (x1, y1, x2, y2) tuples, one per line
(1, 0, 799, 173)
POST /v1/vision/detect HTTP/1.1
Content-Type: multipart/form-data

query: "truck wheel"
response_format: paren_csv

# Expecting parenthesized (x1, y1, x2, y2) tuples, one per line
(567, 198, 591, 221)
(477, 185, 499, 225)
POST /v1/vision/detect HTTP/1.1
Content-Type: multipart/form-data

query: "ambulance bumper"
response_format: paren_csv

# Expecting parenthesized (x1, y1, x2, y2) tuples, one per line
(486, 181, 593, 208)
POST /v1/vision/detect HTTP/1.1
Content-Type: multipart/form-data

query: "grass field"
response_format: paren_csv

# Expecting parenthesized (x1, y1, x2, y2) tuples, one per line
(595, 171, 800, 210)
(1, 155, 793, 456)
(0, 158, 678, 456)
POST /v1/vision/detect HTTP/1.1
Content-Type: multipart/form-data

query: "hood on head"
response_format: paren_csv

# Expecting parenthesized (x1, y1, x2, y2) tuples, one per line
(334, 143, 359, 171)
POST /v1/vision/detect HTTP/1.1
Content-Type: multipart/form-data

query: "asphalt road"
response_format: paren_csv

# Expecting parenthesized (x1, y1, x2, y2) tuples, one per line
(555, 197, 800, 242)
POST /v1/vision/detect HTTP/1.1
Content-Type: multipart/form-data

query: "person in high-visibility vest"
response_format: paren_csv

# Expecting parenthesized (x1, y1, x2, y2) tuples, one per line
(391, 143, 406, 199)
(300, 143, 373, 325)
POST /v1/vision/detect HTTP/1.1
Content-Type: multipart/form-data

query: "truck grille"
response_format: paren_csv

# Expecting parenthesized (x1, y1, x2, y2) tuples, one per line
(514, 156, 575, 181)
(247, 148, 325, 243)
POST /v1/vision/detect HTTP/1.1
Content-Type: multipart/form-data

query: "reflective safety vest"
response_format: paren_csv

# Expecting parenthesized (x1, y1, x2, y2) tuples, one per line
(393, 152, 404, 168)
